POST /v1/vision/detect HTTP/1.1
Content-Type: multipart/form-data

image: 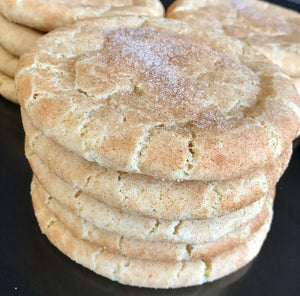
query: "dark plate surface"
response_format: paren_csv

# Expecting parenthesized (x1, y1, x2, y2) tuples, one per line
(0, 1, 300, 295)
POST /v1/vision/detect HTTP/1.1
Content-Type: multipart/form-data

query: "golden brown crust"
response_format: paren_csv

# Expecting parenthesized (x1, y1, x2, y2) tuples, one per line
(23, 109, 292, 220)
(0, 14, 43, 57)
(0, 71, 17, 103)
(17, 16, 300, 181)
(167, 0, 300, 77)
(31, 178, 271, 288)
(0, 0, 164, 32)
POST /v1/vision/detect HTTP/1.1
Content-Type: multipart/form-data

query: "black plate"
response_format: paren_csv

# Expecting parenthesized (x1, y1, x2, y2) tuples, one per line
(0, 1, 300, 295)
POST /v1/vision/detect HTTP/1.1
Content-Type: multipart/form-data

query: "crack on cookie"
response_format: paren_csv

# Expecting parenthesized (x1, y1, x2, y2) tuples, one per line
(76, 200, 84, 215)
(112, 257, 130, 281)
(131, 79, 145, 98)
(77, 88, 89, 97)
(173, 220, 183, 236)
(186, 244, 194, 257)
(91, 248, 103, 272)
(117, 172, 123, 182)
(46, 217, 57, 229)
(158, 192, 163, 202)
(183, 130, 196, 177)
(112, 263, 122, 281)
(203, 183, 223, 216)
(74, 190, 81, 199)
(32, 92, 39, 100)
(45, 195, 53, 205)
(124, 257, 130, 268)
(176, 262, 187, 279)
(130, 129, 151, 173)
(212, 186, 224, 209)
(118, 236, 124, 252)
(146, 220, 160, 238)
(81, 220, 92, 239)
(130, 123, 164, 173)
(203, 259, 212, 279)
(117, 173, 130, 204)
(120, 115, 127, 123)
(83, 174, 92, 188)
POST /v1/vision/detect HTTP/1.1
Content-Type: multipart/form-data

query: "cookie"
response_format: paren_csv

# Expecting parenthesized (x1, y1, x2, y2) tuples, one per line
(0, 71, 17, 103)
(166, 0, 300, 77)
(0, 0, 164, 32)
(0, 44, 18, 77)
(17, 16, 300, 181)
(0, 14, 42, 57)
(29, 154, 269, 244)
(34, 178, 272, 262)
(31, 179, 272, 288)
(23, 109, 292, 220)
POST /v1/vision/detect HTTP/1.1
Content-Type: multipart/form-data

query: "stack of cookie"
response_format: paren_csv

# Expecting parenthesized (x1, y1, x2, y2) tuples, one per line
(166, 0, 300, 95)
(0, 0, 164, 103)
(17, 16, 300, 288)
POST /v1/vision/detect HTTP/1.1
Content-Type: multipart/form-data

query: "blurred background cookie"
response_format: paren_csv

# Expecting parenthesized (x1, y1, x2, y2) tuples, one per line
(0, 0, 164, 103)
(167, 0, 300, 95)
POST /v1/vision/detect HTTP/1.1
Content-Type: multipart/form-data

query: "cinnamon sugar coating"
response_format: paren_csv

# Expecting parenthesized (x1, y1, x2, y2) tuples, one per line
(16, 16, 300, 180)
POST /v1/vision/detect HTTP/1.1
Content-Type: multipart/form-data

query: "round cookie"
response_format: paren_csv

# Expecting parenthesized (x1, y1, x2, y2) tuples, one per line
(23, 110, 292, 220)
(166, 0, 300, 77)
(17, 16, 300, 181)
(31, 180, 272, 288)
(30, 156, 269, 245)
(0, 0, 164, 32)
(0, 14, 43, 57)
(0, 71, 17, 103)
(34, 180, 272, 262)
(0, 44, 18, 77)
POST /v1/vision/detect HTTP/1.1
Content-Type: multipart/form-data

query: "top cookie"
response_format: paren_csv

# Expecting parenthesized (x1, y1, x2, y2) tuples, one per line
(0, 0, 164, 31)
(16, 16, 300, 181)
(167, 0, 300, 77)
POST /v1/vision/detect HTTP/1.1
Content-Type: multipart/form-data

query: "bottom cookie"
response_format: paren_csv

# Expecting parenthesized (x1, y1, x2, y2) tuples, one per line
(0, 71, 17, 103)
(31, 180, 272, 288)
